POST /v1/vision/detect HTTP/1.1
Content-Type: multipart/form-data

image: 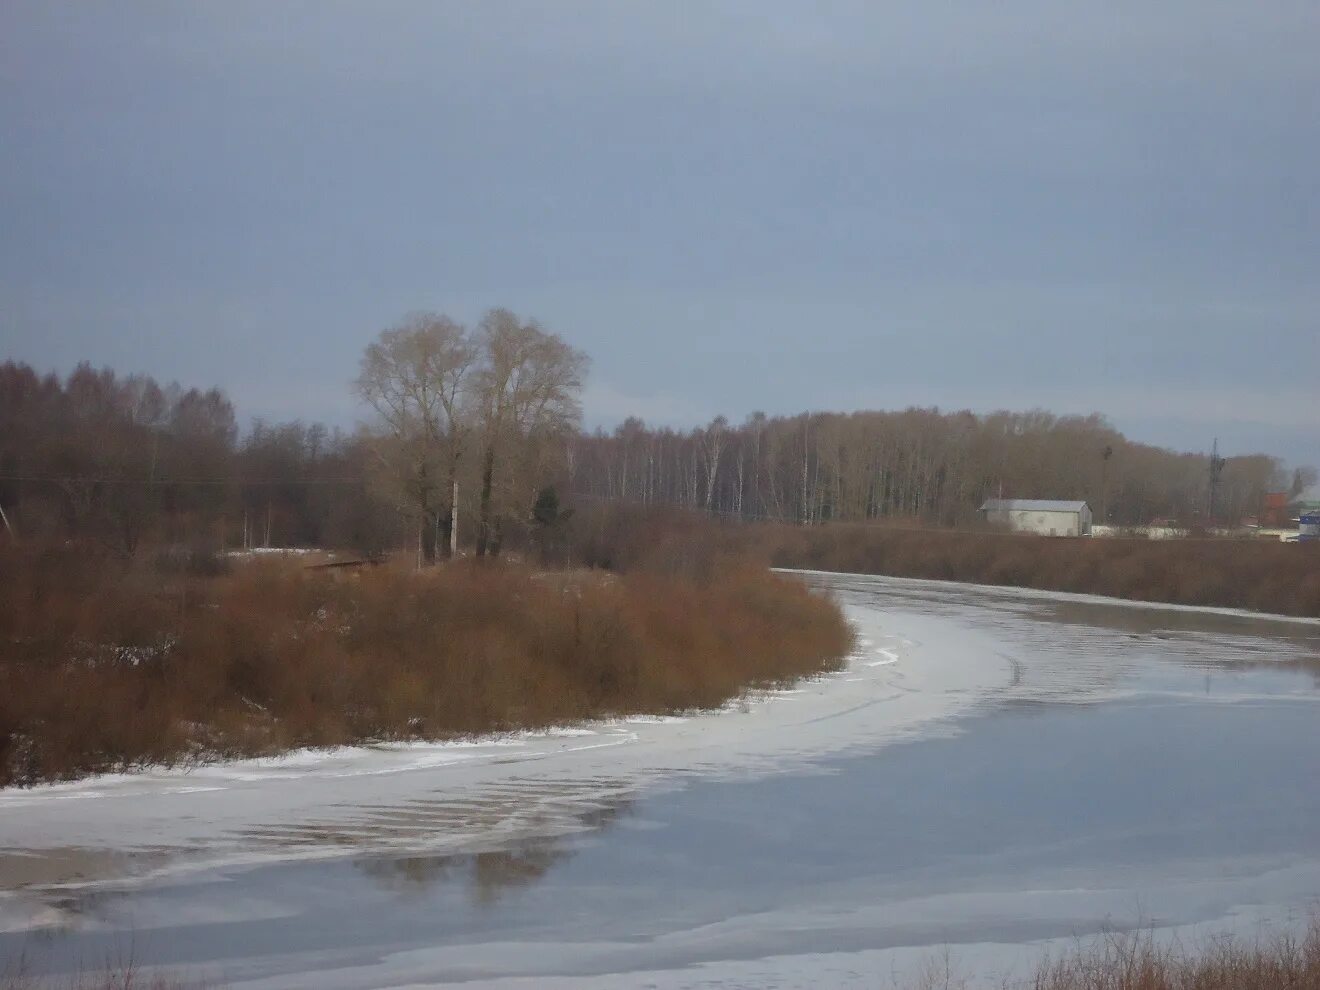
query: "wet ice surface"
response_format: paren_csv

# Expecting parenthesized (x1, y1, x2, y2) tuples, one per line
(2, 572, 1319, 988)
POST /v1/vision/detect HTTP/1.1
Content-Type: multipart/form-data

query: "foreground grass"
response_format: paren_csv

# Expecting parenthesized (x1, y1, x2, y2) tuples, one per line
(766, 523, 1320, 617)
(0, 544, 853, 787)
(2, 943, 207, 990)
(3, 969, 202, 990)
(1024, 918, 1320, 990)
(908, 917, 1320, 990)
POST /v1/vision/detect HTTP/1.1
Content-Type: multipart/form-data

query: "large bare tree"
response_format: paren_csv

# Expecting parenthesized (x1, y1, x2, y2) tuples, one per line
(355, 313, 475, 561)
(473, 309, 588, 557)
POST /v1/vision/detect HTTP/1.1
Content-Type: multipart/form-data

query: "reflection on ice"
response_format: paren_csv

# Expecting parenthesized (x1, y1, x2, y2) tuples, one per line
(357, 798, 633, 904)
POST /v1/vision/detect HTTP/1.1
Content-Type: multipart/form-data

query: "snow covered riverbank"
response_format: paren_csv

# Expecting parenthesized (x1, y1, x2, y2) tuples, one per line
(3, 572, 1318, 988)
(0, 592, 1000, 896)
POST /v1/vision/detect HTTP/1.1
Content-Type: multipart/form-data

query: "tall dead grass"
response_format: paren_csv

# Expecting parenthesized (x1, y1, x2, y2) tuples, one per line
(0, 539, 852, 787)
(1, 943, 206, 990)
(903, 918, 1320, 989)
(1023, 917, 1320, 990)
(766, 524, 1320, 617)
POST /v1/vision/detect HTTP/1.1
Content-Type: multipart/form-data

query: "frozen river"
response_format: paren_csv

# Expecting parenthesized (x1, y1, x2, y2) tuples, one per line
(2, 572, 1319, 988)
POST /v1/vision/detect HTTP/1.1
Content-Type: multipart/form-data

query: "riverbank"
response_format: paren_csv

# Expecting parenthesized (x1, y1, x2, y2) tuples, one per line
(765, 522, 1320, 617)
(3, 573, 1317, 987)
(0, 544, 852, 787)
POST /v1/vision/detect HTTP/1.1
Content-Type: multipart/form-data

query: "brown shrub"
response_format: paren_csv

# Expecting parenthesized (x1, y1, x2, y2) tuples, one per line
(565, 504, 762, 581)
(1025, 915, 1320, 990)
(0, 539, 852, 787)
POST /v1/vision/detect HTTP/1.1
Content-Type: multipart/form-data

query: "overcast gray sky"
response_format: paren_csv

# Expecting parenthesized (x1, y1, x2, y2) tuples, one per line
(1, 2, 1316, 464)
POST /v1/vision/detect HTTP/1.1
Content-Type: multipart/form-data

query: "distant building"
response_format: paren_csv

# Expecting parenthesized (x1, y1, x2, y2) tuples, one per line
(1291, 484, 1320, 518)
(1261, 492, 1291, 528)
(979, 499, 1093, 537)
(1300, 513, 1320, 542)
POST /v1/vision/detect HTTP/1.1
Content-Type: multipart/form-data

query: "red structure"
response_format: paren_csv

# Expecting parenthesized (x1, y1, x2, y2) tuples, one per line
(1261, 492, 1291, 528)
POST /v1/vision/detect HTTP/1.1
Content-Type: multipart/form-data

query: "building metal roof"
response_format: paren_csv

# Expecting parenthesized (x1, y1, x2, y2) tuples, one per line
(979, 499, 1090, 513)
(1292, 484, 1320, 509)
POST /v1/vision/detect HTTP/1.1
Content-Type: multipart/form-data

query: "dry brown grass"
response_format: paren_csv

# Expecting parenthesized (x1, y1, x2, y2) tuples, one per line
(3, 974, 197, 990)
(1, 944, 206, 990)
(765, 523, 1320, 617)
(2, 973, 201, 990)
(1021, 917, 1320, 990)
(901, 918, 1320, 989)
(0, 537, 852, 787)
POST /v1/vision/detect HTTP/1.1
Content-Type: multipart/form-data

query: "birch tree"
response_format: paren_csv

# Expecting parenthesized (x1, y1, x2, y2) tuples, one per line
(700, 415, 727, 510)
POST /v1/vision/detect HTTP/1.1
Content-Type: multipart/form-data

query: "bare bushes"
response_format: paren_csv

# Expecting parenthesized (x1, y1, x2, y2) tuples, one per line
(565, 504, 762, 580)
(0, 541, 852, 787)
(1026, 917, 1320, 990)
(0, 941, 208, 990)
(900, 917, 1320, 990)
(1, 968, 203, 990)
(767, 524, 1320, 617)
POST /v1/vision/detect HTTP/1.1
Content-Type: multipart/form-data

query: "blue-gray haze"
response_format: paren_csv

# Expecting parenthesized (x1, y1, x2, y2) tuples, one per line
(1, 3, 1316, 464)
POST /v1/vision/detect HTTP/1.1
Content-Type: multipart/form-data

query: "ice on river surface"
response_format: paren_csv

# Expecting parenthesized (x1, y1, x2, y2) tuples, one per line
(2, 573, 1319, 988)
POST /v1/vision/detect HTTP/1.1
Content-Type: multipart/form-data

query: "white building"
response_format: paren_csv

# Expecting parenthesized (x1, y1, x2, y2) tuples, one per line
(979, 499, 1093, 537)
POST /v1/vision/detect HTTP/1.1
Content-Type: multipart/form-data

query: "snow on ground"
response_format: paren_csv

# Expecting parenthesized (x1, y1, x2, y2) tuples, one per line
(2, 573, 1316, 897)
(0, 598, 1001, 896)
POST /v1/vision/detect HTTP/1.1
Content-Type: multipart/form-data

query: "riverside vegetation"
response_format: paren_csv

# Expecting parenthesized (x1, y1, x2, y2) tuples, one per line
(0, 515, 852, 788)
(0, 318, 855, 788)
(767, 522, 1320, 617)
(912, 917, 1320, 990)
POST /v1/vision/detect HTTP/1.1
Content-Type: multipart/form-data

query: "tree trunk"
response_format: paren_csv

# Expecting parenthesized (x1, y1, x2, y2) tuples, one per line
(449, 477, 459, 558)
(438, 461, 459, 559)
(476, 443, 495, 557)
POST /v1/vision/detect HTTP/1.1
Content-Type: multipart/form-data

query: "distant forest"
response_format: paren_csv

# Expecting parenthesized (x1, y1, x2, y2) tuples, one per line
(0, 352, 1310, 558)
(573, 410, 1311, 529)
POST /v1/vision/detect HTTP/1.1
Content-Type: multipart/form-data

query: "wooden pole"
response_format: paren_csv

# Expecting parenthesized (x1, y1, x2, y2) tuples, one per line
(450, 480, 459, 558)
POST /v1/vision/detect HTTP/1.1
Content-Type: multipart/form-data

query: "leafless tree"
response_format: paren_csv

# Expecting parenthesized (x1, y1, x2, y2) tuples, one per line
(473, 309, 588, 557)
(355, 313, 476, 561)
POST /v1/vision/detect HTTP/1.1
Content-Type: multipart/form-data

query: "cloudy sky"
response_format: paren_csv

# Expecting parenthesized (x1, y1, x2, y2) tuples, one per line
(1, 3, 1316, 464)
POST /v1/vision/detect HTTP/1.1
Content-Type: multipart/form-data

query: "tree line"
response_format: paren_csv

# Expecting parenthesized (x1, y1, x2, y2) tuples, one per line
(1, 311, 1310, 558)
(0, 309, 587, 560)
(570, 410, 1309, 529)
